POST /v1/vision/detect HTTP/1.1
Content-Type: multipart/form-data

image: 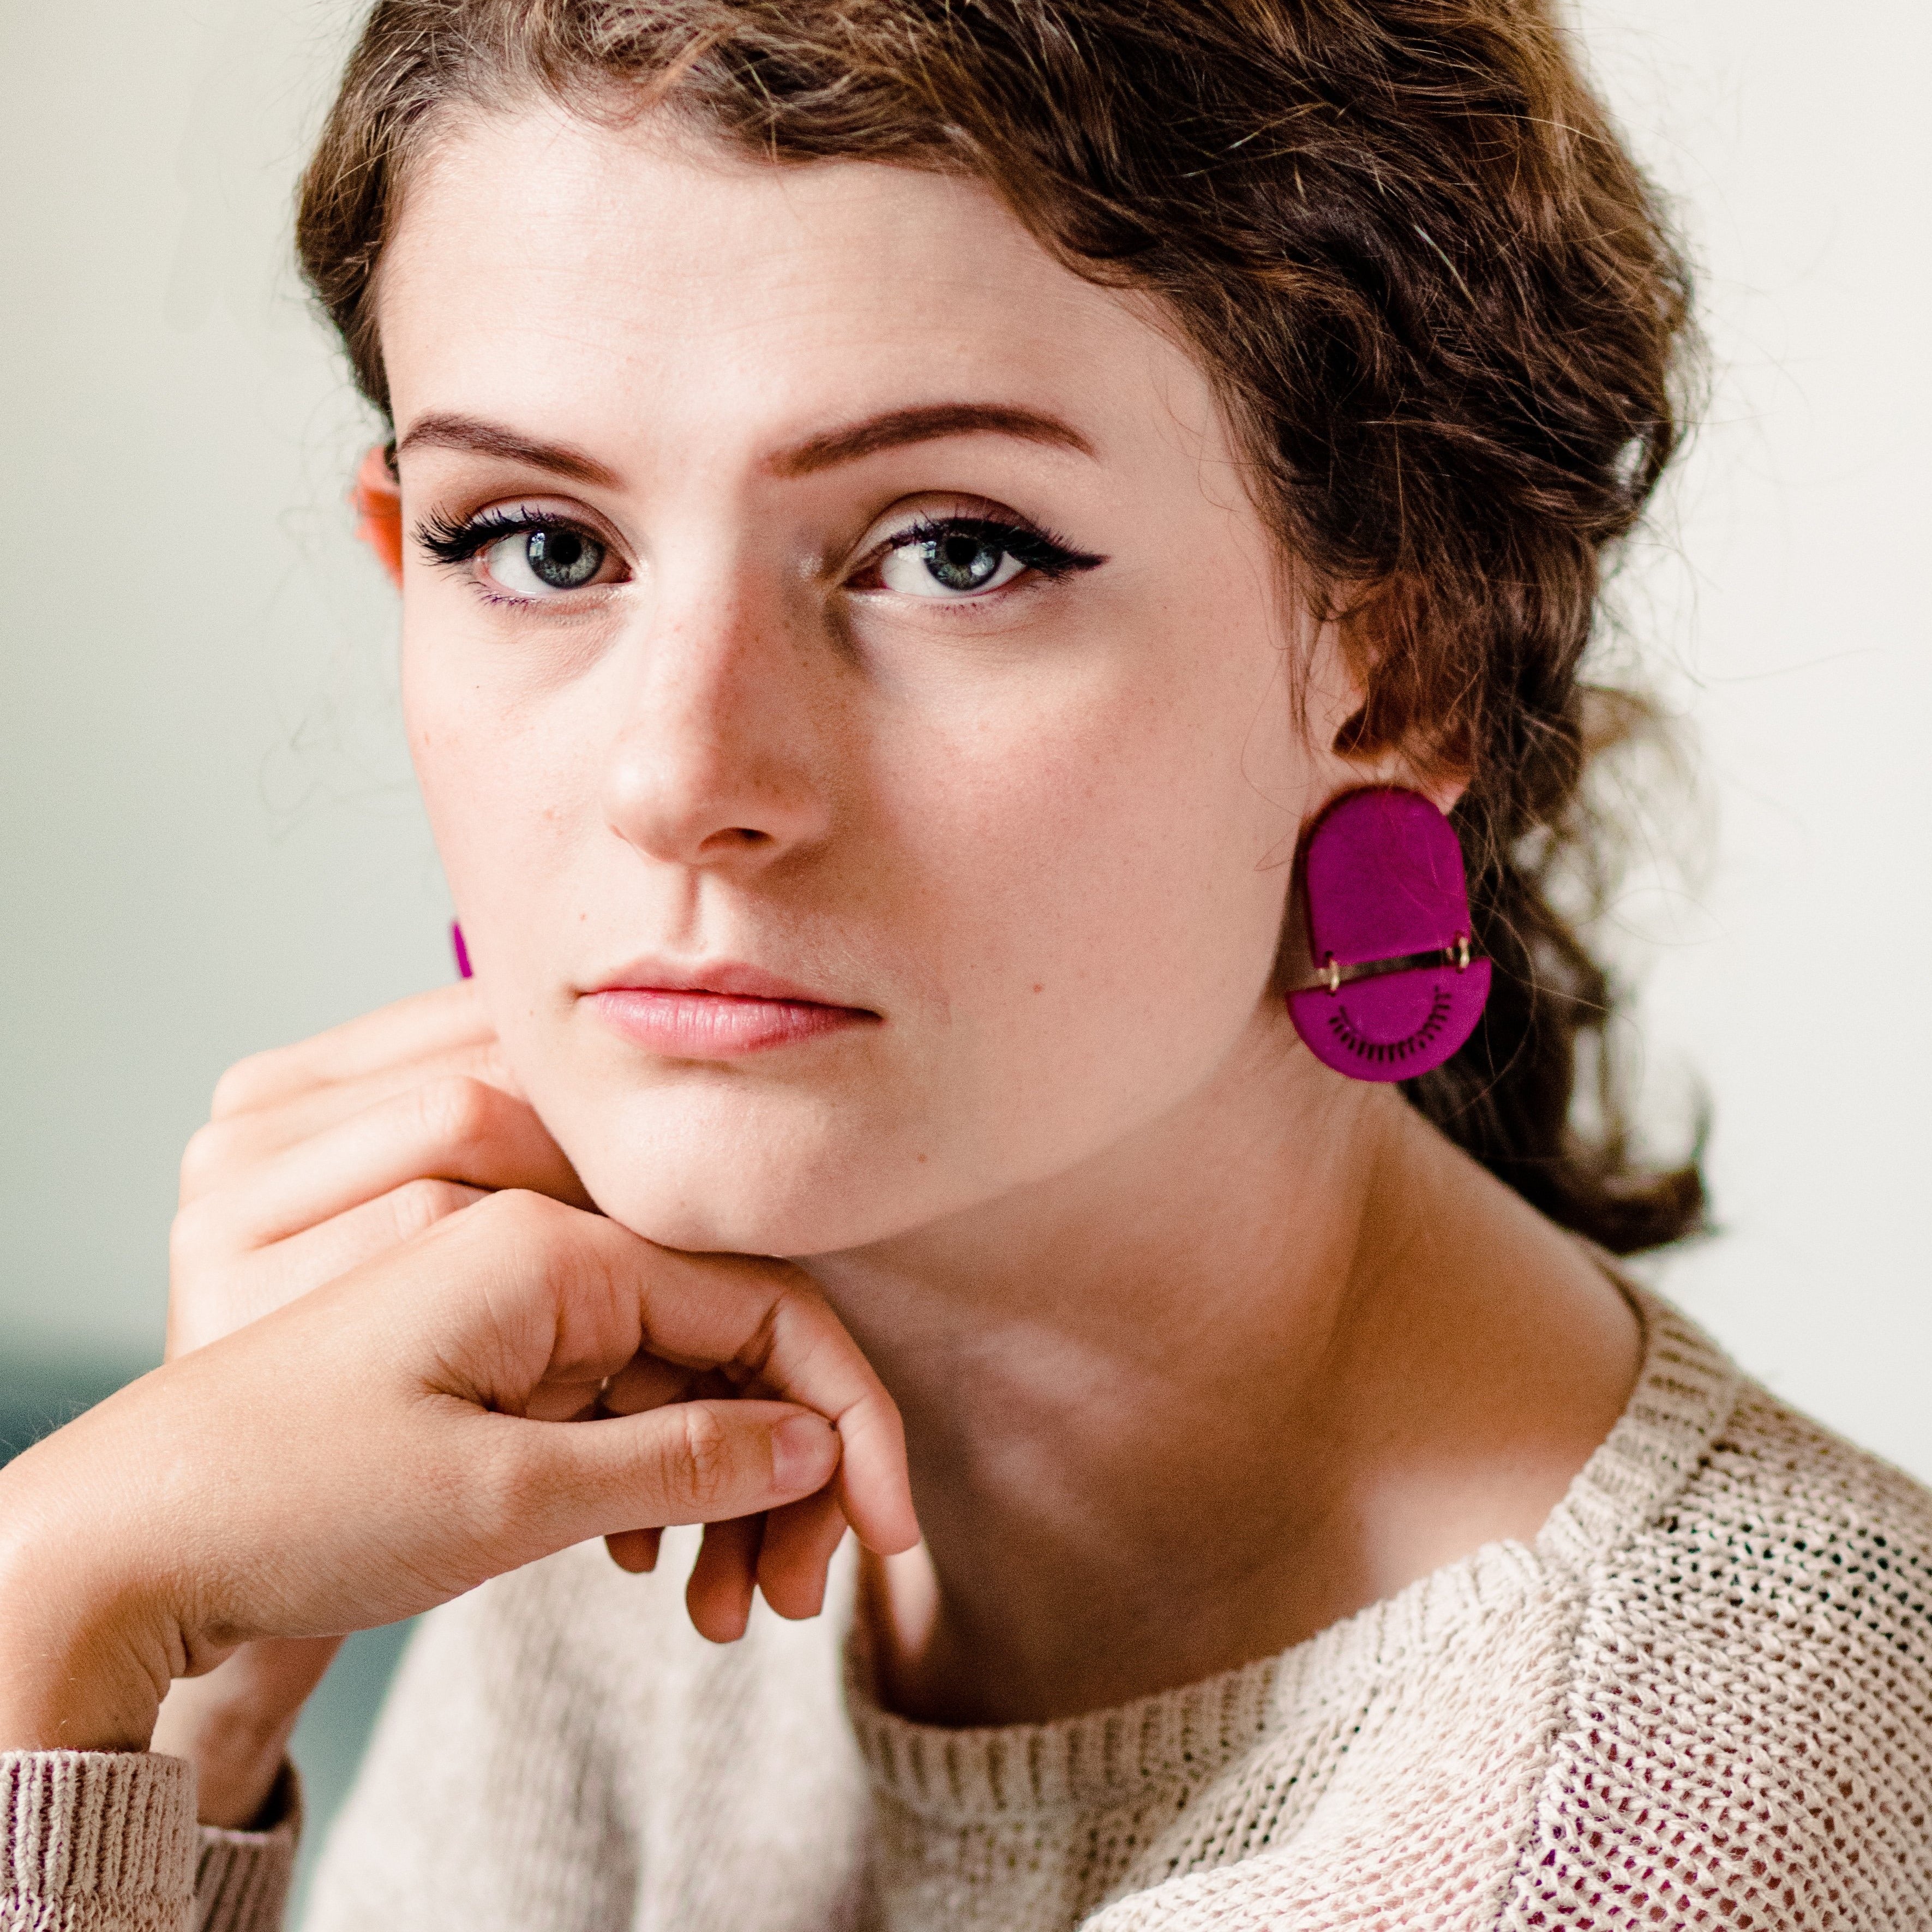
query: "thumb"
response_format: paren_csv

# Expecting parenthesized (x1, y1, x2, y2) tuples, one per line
(482, 1399, 841, 1559)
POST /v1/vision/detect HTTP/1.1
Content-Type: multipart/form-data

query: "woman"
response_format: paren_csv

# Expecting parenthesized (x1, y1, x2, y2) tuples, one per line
(4, 2, 1929, 1927)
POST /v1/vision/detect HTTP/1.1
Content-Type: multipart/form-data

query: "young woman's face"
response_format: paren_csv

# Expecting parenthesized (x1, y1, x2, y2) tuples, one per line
(379, 106, 1364, 1253)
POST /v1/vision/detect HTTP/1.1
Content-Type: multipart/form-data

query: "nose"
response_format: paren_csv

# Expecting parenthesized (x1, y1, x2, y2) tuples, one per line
(599, 589, 835, 874)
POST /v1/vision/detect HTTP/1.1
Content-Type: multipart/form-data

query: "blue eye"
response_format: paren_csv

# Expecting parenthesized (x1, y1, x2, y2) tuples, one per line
(885, 528, 1025, 598)
(874, 517, 1103, 600)
(482, 525, 605, 595)
(416, 508, 616, 601)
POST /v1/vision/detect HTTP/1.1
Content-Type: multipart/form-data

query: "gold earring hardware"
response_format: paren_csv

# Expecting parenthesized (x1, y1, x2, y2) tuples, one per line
(1299, 934, 1480, 999)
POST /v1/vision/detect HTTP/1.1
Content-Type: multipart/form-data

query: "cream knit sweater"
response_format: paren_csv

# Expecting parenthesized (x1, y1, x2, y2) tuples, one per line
(8, 1288, 1932, 1930)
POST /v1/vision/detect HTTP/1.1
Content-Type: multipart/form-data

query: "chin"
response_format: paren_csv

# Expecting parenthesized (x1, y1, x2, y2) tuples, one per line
(556, 1096, 946, 1259)
(578, 1165, 911, 1258)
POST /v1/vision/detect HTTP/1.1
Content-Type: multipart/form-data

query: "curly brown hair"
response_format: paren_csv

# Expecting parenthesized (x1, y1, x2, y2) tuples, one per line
(297, 0, 1706, 1253)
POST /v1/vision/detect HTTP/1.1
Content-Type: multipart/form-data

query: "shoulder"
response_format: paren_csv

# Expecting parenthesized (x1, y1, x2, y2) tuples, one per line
(1508, 1312, 1932, 1929)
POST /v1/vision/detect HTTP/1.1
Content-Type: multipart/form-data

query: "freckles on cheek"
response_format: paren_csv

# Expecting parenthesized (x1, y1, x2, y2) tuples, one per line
(956, 692, 1289, 1016)
(921, 727, 1178, 995)
(405, 676, 569, 919)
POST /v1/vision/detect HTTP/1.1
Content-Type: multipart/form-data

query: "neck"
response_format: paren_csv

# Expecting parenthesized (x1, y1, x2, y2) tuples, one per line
(805, 1006, 1641, 1728)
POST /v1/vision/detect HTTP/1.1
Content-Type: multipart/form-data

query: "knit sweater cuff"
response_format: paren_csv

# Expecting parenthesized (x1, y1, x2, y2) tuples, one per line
(1, 1749, 197, 1930)
(195, 1762, 300, 1932)
(0, 1751, 297, 1932)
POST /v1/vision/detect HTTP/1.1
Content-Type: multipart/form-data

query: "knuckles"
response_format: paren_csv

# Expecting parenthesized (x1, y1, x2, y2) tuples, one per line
(436, 1185, 602, 1282)
(167, 1193, 226, 1273)
(386, 1177, 487, 1246)
(460, 1184, 576, 1242)
(177, 1117, 249, 1206)
(666, 1403, 740, 1517)
(412, 1072, 517, 1162)
(208, 1047, 295, 1122)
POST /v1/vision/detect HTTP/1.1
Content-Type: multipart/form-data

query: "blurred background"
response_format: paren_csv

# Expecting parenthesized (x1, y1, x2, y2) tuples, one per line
(2, 0, 1928, 1912)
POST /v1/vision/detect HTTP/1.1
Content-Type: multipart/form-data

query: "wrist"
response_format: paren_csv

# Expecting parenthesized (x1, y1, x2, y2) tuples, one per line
(0, 1457, 172, 1754)
(152, 1637, 340, 1827)
(169, 1715, 291, 1830)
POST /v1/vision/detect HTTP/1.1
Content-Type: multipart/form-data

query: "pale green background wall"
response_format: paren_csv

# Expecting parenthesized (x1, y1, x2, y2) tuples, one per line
(2, 1, 448, 1377)
(2, 5, 1929, 1459)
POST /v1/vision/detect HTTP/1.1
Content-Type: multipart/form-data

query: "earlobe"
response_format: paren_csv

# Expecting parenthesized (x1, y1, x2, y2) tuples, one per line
(1317, 651, 1469, 820)
(1334, 722, 1468, 819)
(1311, 585, 1471, 817)
(350, 441, 404, 589)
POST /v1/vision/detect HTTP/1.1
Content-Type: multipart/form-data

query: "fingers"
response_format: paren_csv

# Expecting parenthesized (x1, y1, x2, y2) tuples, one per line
(747, 1293, 917, 1558)
(210, 982, 494, 1119)
(419, 1196, 919, 1556)
(603, 1527, 662, 1574)
(171, 988, 586, 1369)
(20, 1186, 904, 1711)
(757, 1489, 850, 1621)
(595, 1352, 701, 1420)
(608, 1493, 847, 1622)
(487, 1399, 841, 1583)
(682, 1495, 847, 1640)
(168, 1179, 490, 1357)
(191, 1077, 589, 1252)
(182, 1037, 519, 1197)
(607, 1491, 847, 1625)
(263, 1176, 492, 1286)
(686, 1516, 763, 1643)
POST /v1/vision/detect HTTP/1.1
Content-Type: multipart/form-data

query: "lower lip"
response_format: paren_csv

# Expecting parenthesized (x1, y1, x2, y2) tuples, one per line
(587, 988, 879, 1058)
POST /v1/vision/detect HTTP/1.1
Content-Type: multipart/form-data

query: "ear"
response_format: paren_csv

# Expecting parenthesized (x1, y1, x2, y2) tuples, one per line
(350, 442, 404, 589)
(1305, 606, 1468, 818)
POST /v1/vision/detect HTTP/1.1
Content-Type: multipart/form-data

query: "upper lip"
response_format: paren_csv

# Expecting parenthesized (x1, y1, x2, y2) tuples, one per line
(585, 958, 873, 1010)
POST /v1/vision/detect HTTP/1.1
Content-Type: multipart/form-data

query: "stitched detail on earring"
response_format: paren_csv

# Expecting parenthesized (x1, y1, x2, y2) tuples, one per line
(1325, 985, 1454, 1065)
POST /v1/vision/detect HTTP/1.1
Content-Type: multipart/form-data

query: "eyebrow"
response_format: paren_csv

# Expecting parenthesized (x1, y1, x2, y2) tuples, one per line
(394, 414, 621, 488)
(767, 403, 1095, 477)
(393, 400, 1095, 490)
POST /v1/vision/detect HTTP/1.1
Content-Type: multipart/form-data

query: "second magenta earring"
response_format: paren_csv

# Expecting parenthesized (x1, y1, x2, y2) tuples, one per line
(1285, 788, 1490, 1082)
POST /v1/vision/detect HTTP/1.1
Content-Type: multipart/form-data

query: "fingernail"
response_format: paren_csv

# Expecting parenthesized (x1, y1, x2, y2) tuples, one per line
(772, 1414, 837, 1492)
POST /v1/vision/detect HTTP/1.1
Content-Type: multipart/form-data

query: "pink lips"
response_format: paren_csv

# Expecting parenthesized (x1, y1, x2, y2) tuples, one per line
(585, 963, 879, 1058)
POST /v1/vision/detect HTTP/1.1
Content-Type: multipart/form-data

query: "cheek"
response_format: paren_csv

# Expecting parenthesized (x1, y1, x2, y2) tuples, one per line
(401, 637, 590, 1005)
(895, 651, 1310, 1163)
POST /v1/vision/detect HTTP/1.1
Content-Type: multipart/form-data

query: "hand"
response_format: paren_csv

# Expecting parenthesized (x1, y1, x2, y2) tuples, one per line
(154, 982, 583, 1823)
(167, 980, 584, 1358)
(0, 1189, 918, 1761)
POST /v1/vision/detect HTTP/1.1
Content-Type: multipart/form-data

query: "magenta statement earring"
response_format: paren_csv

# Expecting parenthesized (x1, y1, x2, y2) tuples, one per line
(1285, 788, 1490, 1082)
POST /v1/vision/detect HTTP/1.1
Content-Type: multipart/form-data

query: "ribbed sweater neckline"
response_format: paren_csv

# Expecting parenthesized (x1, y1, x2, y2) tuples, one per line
(844, 1282, 1742, 1825)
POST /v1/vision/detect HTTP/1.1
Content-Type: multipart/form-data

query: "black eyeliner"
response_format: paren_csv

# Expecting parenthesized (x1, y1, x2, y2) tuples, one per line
(891, 515, 1106, 579)
(413, 505, 566, 568)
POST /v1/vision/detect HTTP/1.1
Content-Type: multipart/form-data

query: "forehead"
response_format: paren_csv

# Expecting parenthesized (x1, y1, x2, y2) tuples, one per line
(375, 103, 1205, 461)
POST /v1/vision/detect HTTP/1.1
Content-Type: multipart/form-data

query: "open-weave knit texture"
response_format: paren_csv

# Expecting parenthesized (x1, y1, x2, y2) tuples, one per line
(9, 1288, 1932, 1929)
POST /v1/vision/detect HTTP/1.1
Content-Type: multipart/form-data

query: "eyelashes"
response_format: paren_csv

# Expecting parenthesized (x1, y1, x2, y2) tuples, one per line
(415, 505, 618, 603)
(877, 515, 1103, 583)
(410, 504, 1106, 604)
(414, 505, 586, 568)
